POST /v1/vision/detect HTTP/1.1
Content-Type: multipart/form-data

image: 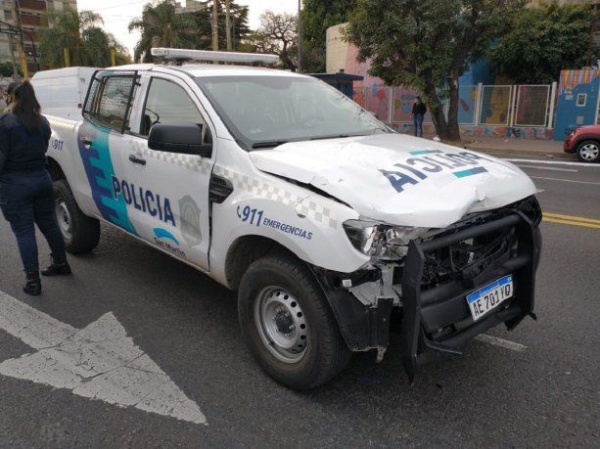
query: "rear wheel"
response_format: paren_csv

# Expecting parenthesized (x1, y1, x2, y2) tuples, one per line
(54, 179, 100, 253)
(575, 140, 600, 163)
(238, 254, 351, 390)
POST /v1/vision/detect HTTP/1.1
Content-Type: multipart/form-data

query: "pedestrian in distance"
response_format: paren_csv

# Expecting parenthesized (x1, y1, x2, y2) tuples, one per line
(412, 96, 427, 137)
(0, 80, 72, 296)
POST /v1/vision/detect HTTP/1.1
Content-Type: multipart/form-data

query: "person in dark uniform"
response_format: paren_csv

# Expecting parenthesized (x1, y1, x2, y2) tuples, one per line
(411, 96, 427, 137)
(0, 80, 71, 296)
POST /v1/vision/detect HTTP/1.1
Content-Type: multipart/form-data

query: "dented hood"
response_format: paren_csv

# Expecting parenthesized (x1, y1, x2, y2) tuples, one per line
(249, 133, 537, 228)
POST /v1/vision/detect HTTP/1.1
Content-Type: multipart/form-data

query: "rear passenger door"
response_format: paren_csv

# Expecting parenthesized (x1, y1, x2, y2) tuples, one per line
(122, 73, 215, 271)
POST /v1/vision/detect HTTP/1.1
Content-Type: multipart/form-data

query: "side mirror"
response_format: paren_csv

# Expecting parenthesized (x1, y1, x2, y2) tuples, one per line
(148, 123, 212, 158)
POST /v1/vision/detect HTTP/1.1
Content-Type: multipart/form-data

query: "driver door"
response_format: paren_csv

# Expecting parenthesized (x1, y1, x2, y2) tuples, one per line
(123, 74, 215, 271)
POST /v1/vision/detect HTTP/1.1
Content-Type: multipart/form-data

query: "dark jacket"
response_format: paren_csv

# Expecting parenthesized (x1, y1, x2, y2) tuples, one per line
(412, 101, 427, 116)
(0, 113, 51, 175)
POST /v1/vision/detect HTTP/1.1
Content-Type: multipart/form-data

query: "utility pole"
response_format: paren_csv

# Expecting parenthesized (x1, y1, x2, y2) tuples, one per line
(13, 0, 24, 49)
(225, 0, 232, 51)
(212, 0, 219, 51)
(297, 0, 302, 72)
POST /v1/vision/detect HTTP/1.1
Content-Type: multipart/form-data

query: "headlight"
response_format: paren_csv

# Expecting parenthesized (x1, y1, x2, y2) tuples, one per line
(343, 219, 430, 261)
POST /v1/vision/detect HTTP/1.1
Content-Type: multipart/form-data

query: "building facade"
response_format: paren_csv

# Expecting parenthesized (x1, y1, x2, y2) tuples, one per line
(0, 0, 77, 75)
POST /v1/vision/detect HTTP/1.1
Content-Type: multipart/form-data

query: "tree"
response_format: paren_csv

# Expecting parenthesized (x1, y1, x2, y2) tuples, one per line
(301, 0, 357, 73)
(128, 0, 196, 62)
(488, 2, 598, 84)
(38, 6, 120, 68)
(191, 1, 251, 51)
(346, 0, 525, 141)
(248, 11, 298, 71)
(0, 61, 20, 77)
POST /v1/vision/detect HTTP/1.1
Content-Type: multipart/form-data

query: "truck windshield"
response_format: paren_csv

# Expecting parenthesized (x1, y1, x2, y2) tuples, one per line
(195, 75, 391, 150)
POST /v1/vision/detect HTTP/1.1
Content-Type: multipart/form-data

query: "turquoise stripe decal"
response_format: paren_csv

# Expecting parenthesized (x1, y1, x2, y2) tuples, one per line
(453, 167, 488, 178)
(77, 122, 137, 235)
(409, 150, 440, 156)
(153, 228, 179, 245)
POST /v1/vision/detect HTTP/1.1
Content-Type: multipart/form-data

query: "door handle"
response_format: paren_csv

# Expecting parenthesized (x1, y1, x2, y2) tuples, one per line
(80, 137, 92, 147)
(129, 154, 147, 165)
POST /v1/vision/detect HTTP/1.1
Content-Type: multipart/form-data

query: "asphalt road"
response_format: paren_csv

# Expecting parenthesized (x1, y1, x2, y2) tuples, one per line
(0, 158, 598, 448)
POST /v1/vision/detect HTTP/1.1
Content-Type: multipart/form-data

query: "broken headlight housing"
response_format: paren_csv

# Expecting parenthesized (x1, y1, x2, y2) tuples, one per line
(343, 219, 431, 261)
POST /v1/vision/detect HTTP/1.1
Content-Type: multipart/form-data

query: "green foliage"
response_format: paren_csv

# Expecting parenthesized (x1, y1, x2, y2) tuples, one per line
(128, 0, 197, 62)
(301, 0, 358, 72)
(488, 3, 598, 84)
(0, 61, 20, 77)
(38, 6, 127, 68)
(346, 0, 525, 139)
(190, 1, 251, 51)
(129, 0, 251, 62)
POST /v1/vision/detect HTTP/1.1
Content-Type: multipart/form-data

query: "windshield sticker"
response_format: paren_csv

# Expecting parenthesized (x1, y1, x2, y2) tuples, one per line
(237, 205, 313, 240)
(380, 150, 495, 193)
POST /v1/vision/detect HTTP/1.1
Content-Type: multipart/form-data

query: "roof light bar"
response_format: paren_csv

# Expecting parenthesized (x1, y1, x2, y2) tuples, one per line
(151, 48, 279, 65)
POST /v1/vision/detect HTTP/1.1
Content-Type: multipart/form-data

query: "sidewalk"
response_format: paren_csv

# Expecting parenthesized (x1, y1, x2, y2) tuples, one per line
(459, 135, 572, 161)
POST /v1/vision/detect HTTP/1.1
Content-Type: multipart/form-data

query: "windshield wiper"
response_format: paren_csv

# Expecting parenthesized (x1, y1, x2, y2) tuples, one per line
(251, 140, 288, 149)
(309, 134, 364, 141)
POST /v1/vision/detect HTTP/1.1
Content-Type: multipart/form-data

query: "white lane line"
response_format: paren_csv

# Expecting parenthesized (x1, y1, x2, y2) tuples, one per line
(516, 164, 578, 172)
(0, 290, 207, 425)
(505, 158, 600, 167)
(475, 334, 527, 352)
(530, 176, 600, 186)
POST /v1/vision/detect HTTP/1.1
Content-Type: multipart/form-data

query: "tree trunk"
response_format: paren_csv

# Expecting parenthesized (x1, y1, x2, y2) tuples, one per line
(445, 74, 462, 142)
(425, 81, 461, 142)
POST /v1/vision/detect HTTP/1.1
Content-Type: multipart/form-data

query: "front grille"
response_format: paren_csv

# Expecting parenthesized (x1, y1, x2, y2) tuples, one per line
(422, 227, 516, 288)
(398, 195, 542, 382)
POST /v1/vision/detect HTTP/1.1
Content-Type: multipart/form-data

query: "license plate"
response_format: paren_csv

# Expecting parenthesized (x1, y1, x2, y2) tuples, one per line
(466, 275, 513, 321)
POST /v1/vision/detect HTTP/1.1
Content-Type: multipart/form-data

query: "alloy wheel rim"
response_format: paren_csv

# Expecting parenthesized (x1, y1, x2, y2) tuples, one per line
(580, 144, 599, 161)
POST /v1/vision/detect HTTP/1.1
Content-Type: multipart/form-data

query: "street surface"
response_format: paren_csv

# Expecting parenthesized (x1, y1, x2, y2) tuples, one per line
(0, 156, 598, 448)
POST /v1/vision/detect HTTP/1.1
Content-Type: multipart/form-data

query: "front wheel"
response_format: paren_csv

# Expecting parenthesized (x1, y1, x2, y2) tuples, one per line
(576, 140, 600, 163)
(54, 179, 100, 253)
(238, 254, 351, 390)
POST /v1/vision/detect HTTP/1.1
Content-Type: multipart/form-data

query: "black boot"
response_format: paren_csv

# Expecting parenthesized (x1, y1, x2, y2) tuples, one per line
(41, 255, 72, 276)
(23, 271, 41, 296)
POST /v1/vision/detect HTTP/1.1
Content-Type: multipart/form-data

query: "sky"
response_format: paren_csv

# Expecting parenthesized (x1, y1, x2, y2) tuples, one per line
(75, 0, 300, 56)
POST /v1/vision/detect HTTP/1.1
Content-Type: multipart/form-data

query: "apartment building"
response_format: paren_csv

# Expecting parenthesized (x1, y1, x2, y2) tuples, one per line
(0, 0, 77, 74)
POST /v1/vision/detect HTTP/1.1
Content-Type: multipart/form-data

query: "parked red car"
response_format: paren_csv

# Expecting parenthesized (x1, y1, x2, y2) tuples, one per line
(563, 125, 600, 163)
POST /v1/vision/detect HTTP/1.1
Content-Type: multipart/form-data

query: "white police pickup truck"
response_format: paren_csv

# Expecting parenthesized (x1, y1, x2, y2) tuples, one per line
(45, 48, 542, 390)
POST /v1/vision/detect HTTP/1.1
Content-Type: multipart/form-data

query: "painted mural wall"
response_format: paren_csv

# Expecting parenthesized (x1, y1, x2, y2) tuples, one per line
(553, 68, 600, 141)
(326, 23, 554, 139)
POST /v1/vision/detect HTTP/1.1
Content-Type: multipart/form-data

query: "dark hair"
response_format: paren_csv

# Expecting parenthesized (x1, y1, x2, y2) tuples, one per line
(12, 80, 42, 132)
(7, 81, 20, 96)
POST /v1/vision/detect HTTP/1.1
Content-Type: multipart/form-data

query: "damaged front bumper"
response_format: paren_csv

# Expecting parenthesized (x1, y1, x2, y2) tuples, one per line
(320, 196, 543, 382)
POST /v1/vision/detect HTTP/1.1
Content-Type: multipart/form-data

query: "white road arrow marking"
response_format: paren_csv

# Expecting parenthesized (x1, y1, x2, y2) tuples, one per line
(0, 291, 206, 425)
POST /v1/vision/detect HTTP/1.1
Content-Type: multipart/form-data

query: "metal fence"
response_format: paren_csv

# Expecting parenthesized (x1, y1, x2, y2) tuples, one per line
(353, 82, 558, 130)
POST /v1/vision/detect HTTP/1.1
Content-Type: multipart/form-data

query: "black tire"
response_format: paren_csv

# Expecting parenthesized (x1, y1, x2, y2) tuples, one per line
(238, 254, 351, 390)
(575, 140, 600, 163)
(54, 179, 100, 254)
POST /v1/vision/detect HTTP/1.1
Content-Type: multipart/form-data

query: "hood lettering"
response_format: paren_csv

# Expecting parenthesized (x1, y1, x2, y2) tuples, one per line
(380, 151, 494, 193)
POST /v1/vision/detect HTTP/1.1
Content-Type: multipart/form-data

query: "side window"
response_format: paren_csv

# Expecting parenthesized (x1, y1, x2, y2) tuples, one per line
(140, 78, 206, 137)
(84, 74, 137, 132)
